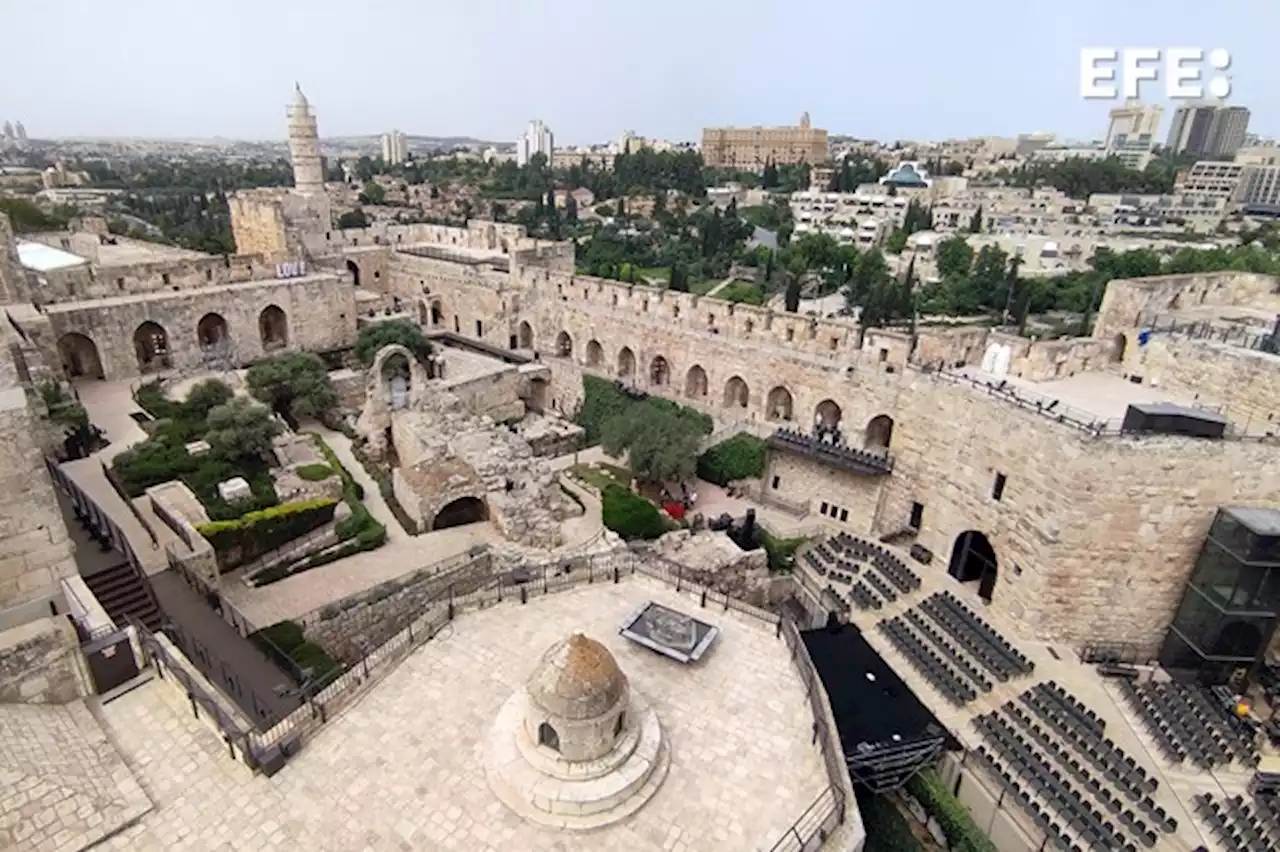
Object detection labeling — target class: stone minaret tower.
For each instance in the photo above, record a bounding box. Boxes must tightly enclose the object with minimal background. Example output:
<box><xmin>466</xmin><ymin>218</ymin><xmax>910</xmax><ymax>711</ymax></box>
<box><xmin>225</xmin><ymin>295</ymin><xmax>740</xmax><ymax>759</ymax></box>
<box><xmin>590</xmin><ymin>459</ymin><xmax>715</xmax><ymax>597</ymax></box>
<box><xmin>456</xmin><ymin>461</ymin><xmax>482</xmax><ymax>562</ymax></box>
<box><xmin>287</xmin><ymin>83</ymin><xmax>324</xmax><ymax>195</ymax></box>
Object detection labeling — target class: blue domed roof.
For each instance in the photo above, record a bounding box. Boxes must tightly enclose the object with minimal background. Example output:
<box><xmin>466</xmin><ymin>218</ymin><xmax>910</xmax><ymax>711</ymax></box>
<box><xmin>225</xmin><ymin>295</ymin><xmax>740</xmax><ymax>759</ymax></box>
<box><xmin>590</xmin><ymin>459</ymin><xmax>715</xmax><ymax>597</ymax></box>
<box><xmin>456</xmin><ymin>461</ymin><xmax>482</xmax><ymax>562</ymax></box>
<box><xmin>881</xmin><ymin>162</ymin><xmax>930</xmax><ymax>187</ymax></box>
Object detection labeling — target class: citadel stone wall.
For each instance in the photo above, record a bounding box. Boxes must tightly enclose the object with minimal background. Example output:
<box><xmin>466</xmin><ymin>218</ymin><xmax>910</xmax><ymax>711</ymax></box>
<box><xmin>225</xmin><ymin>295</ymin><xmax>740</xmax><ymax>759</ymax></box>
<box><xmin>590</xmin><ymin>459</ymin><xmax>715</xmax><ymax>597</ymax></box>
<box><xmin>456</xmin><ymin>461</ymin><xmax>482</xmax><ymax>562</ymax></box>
<box><xmin>1093</xmin><ymin>271</ymin><xmax>1278</xmax><ymax>341</ymax></box>
<box><xmin>45</xmin><ymin>272</ymin><xmax>355</xmax><ymax>380</ymax></box>
<box><xmin>32</xmin><ymin>250</ymin><xmax>279</xmax><ymax>304</ymax></box>
<box><xmin>762</xmin><ymin>451</ymin><xmax>882</xmax><ymax>535</ymax></box>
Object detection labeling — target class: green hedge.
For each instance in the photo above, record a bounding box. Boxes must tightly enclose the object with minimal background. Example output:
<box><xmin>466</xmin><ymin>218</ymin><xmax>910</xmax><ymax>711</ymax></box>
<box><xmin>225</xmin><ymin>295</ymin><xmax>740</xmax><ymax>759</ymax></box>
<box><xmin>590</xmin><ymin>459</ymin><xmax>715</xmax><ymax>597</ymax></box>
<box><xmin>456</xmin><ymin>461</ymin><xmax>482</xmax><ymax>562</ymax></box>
<box><xmin>196</xmin><ymin>498</ymin><xmax>337</xmax><ymax>571</ymax></box>
<box><xmin>856</xmin><ymin>788</ymin><xmax>925</xmax><ymax>852</ymax></box>
<box><xmin>906</xmin><ymin>769</ymin><xmax>998</xmax><ymax>852</ymax></box>
<box><xmin>248</xmin><ymin>620</ymin><xmax>342</xmax><ymax>684</ymax></box>
<box><xmin>697</xmin><ymin>433</ymin><xmax>766</xmax><ymax>485</ymax></box>
<box><xmin>575</xmin><ymin>375</ymin><xmax>712</xmax><ymax>446</ymax></box>
<box><xmin>757</xmin><ymin>527</ymin><xmax>806</xmax><ymax>572</ymax></box>
<box><xmin>602</xmin><ymin>484</ymin><xmax>666</xmax><ymax>540</ymax></box>
<box><xmin>311</xmin><ymin>434</ymin><xmax>385</xmax><ymax>546</ymax></box>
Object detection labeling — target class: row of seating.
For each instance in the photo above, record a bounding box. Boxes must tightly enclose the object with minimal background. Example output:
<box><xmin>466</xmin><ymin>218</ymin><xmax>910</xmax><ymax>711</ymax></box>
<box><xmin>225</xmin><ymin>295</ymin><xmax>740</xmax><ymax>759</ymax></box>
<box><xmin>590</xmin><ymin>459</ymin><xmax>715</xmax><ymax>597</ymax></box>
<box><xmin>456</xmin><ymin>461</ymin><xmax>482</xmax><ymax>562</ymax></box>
<box><xmin>878</xmin><ymin>616</ymin><xmax>977</xmax><ymax>706</ymax></box>
<box><xmin>849</xmin><ymin>582</ymin><xmax>882</xmax><ymax>611</ymax></box>
<box><xmin>1039</xmin><ymin>681</ymin><xmax>1106</xmax><ymax>739</ymax></box>
<box><xmin>863</xmin><ymin>569</ymin><xmax>899</xmax><ymax>604</ymax></box>
<box><xmin>936</xmin><ymin>591</ymin><xmax>1034</xmax><ymax>674</ymax></box>
<box><xmin>1117</xmin><ymin>678</ymin><xmax>1258</xmax><ymax>769</ymax></box>
<box><xmin>832</xmin><ymin>532</ymin><xmax>922</xmax><ymax>593</ymax></box>
<box><xmin>1019</xmin><ymin>688</ymin><xmax>1160</xmax><ymax>805</ymax></box>
<box><xmin>975</xmin><ymin>714</ymin><xmax>1155</xmax><ymax>850</ymax></box>
<box><xmin>902</xmin><ymin>609</ymin><xmax>993</xmax><ymax>695</ymax></box>
<box><xmin>1192</xmin><ymin>793</ymin><xmax>1280</xmax><ymax>852</ymax></box>
<box><xmin>968</xmin><ymin>746</ymin><xmax>1083</xmax><ymax>852</ymax></box>
<box><xmin>919</xmin><ymin>593</ymin><xmax>1031</xmax><ymax>682</ymax></box>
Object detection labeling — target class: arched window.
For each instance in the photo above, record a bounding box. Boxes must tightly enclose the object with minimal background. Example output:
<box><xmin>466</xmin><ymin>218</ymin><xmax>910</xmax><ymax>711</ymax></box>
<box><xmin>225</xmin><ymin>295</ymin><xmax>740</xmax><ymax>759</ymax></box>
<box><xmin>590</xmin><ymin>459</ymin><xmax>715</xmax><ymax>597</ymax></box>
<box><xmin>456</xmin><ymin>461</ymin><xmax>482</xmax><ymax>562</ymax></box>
<box><xmin>538</xmin><ymin>721</ymin><xmax>560</xmax><ymax>752</ymax></box>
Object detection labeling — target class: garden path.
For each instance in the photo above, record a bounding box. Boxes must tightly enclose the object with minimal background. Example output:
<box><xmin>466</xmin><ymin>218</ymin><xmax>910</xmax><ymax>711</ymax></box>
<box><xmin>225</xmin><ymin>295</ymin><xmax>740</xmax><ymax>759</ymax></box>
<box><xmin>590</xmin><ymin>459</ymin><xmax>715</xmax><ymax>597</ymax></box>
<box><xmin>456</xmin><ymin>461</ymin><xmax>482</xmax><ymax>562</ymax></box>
<box><xmin>305</xmin><ymin>424</ymin><xmax>410</xmax><ymax>544</ymax></box>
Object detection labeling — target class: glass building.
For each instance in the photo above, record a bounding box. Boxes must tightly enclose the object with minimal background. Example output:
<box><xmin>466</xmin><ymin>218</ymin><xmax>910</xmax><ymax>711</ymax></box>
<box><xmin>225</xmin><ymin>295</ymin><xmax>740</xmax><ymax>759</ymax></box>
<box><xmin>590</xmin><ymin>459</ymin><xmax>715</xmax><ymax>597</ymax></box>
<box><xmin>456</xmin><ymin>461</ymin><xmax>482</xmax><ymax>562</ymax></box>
<box><xmin>1159</xmin><ymin>507</ymin><xmax>1280</xmax><ymax>685</ymax></box>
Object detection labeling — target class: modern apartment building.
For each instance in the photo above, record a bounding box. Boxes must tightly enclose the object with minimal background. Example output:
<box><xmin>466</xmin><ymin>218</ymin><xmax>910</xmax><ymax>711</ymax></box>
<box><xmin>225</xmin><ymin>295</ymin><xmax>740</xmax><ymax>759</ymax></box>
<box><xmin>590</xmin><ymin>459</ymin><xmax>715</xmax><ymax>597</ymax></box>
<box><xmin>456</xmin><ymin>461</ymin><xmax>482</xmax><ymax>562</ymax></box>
<box><xmin>517</xmin><ymin>120</ymin><xmax>554</xmax><ymax>168</ymax></box>
<box><xmin>380</xmin><ymin>129</ymin><xmax>408</xmax><ymax>165</ymax></box>
<box><xmin>1166</xmin><ymin>103</ymin><xmax>1251</xmax><ymax>159</ymax></box>
<box><xmin>701</xmin><ymin>112</ymin><xmax>828</xmax><ymax>170</ymax></box>
<box><xmin>1104</xmin><ymin>100</ymin><xmax>1163</xmax><ymax>170</ymax></box>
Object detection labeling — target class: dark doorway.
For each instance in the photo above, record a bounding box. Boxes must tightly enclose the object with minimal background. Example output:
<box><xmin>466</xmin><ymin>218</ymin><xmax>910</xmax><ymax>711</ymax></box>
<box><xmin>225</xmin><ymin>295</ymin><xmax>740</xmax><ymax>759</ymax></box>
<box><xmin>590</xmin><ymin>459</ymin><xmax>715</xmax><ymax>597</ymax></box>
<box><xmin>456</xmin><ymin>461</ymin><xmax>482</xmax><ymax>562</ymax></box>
<box><xmin>346</xmin><ymin>259</ymin><xmax>361</xmax><ymax>288</ymax></box>
<box><xmin>949</xmin><ymin>530</ymin><xmax>998</xmax><ymax>602</ymax></box>
<box><xmin>538</xmin><ymin>721</ymin><xmax>560</xmax><ymax>751</ymax></box>
<box><xmin>383</xmin><ymin>426</ymin><xmax>399</xmax><ymax>467</ymax></box>
<box><xmin>1213</xmin><ymin>620</ymin><xmax>1264</xmax><ymax>659</ymax></box>
<box><xmin>432</xmin><ymin>496</ymin><xmax>488</xmax><ymax>530</ymax></box>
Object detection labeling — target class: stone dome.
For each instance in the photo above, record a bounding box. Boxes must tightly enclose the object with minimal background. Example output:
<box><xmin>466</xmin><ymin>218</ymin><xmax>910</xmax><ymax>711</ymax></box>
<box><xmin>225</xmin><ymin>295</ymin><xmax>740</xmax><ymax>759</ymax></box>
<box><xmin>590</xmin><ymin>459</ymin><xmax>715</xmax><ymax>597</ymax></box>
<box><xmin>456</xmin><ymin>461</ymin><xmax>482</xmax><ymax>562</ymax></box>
<box><xmin>527</xmin><ymin>633</ymin><xmax>627</xmax><ymax>720</ymax></box>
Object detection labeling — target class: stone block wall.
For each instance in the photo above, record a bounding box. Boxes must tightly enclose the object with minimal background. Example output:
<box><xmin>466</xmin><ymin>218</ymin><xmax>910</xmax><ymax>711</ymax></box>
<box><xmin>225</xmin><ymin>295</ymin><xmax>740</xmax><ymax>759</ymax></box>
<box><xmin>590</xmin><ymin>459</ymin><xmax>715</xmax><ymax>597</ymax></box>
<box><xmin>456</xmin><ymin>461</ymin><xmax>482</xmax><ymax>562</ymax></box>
<box><xmin>302</xmin><ymin>551</ymin><xmax>493</xmax><ymax>662</ymax></box>
<box><xmin>0</xmin><ymin>618</ymin><xmax>87</xmax><ymax>704</ymax></box>
<box><xmin>33</xmin><ymin>250</ymin><xmax>278</xmax><ymax>305</ymax></box>
<box><xmin>1094</xmin><ymin>271</ymin><xmax>1279</xmax><ymax>341</ymax></box>
<box><xmin>44</xmin><ymin>272</ymin><xmax>356</xmax><ymax>380</ymax></box>
<box><xmin>762</xmin><ymin>451</ymin><xmax>882</xmax><ymax>535</ymax></box>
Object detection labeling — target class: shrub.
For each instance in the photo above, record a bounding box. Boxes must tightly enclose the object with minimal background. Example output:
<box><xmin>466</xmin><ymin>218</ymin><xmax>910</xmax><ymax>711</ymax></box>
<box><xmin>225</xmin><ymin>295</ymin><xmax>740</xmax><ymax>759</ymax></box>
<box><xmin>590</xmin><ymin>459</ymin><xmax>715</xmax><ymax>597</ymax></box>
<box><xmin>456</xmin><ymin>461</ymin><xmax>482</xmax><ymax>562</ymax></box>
<box><xmin>716</xmin><ymin>281</ymin><xmax>766</xmax><ymax>306</ymax></box>
<box><xmin>697</xmin><ymin>433</ymin><xmax>766</xmax><ymax>485</ymax></box>
<box><xmin>602</xmin><ymin>484</ymin><xmax>666</xmax><ymax>540</ymax></box>
<box><xmin>756</xmin><ymin>527</ymin><xmax>806</xmax><ymax>572</ymax></box>
<box><xmin>856</xmin><ymin>788</ymin><xmax>925</xmax><ymax>852</ymax></box>
<box><xmin>183</xmin><ymin>379</ymin><xmax>235</xmax><ymax>420</ymax></box>
<box><xmin>248</xmin><ymin>620</ymin><xmax>342</xmax><ymax>684</ymax></box>
<box><xmin>295</xmin><ymin>463</ymin><xmax>334</xmax><ymax>482</ymax></box>
<box><xmin>905</xmin><ymin>769</ymin><xmax>998</xmax><ymax>852</ymax></box>
<box><xmin>246</xmin><ymin>352</ymin><xmax>338</xmax><ymax>422</ymax></box>
<box><xmin>196</xmin><ymin>498</ymin><xmax>338</xmax><ymax>571</ymax></box>
<box><xmin>311</xmin><ymin>435</ymin><xmax>383</xmax><ymax>544</ymax></box>
<box><xmin>205</xmin><ymin>397</ymin><xmax>283</xmax><ymax>460</ymax></box>
<box><xmin>575</xmin><ymin>374</ymin><xmax>712</xmax><ymax>448</ymax></box>
<box><xmin>134</xmin><ymin>380</ymin><xmax>183</xmax><ymax>420</ymax></box>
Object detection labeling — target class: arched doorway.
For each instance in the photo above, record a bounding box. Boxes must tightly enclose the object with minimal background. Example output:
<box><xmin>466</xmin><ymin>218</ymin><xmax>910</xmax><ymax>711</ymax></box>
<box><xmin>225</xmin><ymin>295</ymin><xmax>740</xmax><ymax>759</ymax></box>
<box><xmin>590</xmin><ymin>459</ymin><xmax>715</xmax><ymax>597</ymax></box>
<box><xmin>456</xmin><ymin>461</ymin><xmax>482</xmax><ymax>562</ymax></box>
<box><xmin>346</xmin><ymin>259</ymin><xmax>361</xmax><ymax>288</ymax></box>
<box><xmin>57</xmin><ymin>333</ymin><xmax>104</xmax><ymax>380</ymax></box>
<box><xmin>684</xmin><ymin>365</ymin><xmax>708</xmax><ymax>399</ymax></box>
<box><xmin>196</xmin><ymin>313</ymin><xmax>229</xmax><ymax>349</ymax></box>
<box><xmin>865</xmin><ymin>414</ymin><xmax>894</xmax><ymax>449</ymax></box>
<box><xmin>649</xmin><ymin>355</ymin><xmax>669</xmax><ymax>387</ymax></box>
<box><xmin>418</xmin><ymin>300</ymin><xmax>429</xmax><ymax>326</ymax></box>
<box><xmin>948</xmin><ymin>531</ymin><xmax>998</xmax><ymax>603</ymax></box>
<box><xmin>133</xmin><ymin>321</ymin><xmax>171</xmax><ymax>373</ymax></box>
<box><xmin>258</xmin><ymin>305</ymin><xmax>288</xmax><ymax>351</ymax></box>
<box><xmin>432</xmin><ymin>496</ymin><xmax>488</xmax><ymax>530</ymax></box>
<box><xmin>585</xmin><ymin>339</ymin><xmax>603</xmax><ymax>367</ymax></box>
<box><xmin>617</xmin><ymin>347</ymin><xmax>636</xmax><ymax>379</ymax></box>
<box><xmin>518</xmin><ymin>321</ymin><xmax>534</xmax><ymax>350</ymax></box>
<box><xmin>555</xmin><ymin>331</ymin><xmax>573</xmax><ymax>358</ymax></box>
<box><xmin>814</xmin><ymin>399</ymin><xmax>842</xmax><ymax>429</ymax></box>
<box><xmin>431</xmin><ymin>302</ymin><xmax>444</xmax><ymax>326</ymax></box>
<box><xmin>766</xmin><ymin>386</ymin><xmax>794</xmax><ymax>421</ymax></box>
<box><xmin>538</xmin><ymin>721</ymin><xmax>560</xmax><ymax>752</ymax></box>
<box><xmin>381</xmin><ymin>352</ymin><xmax>411</xmax><ymax>410</ymax></box>
<box><xmin>723</xmin><ymin>375</ymin><xmax>749</xmax><ymax>410</ymax></box>
<box><xmin>1112</xmin><ymin>333</ymin><xmax>1127</xmax><ymax>363</ymax></box>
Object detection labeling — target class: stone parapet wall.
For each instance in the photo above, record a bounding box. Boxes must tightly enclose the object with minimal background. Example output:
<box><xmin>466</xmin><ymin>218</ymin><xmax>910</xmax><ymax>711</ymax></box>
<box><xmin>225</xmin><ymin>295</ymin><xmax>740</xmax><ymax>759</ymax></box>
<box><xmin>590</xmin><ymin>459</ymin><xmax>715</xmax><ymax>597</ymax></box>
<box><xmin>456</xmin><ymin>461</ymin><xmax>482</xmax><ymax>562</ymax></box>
<box><xmin>32</xmin><ymin>249</ymin><xmax>278</xmax><ymax>305</ymax></box>
<box><xmin>1093</xmin><ymin>271</ymin><xmax>1279</xmax><ymax>341</ymax></box>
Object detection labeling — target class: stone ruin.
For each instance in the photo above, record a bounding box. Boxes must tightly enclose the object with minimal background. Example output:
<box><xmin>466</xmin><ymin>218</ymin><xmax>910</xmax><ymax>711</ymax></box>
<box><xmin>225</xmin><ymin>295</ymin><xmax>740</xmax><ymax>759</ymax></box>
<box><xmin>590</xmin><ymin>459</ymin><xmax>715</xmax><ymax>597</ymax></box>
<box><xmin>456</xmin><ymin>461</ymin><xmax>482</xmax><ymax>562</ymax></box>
<box><xmin>355</xmin><ymin>344</ymin><xmax>575</xmax><ymax>549</ymax></box>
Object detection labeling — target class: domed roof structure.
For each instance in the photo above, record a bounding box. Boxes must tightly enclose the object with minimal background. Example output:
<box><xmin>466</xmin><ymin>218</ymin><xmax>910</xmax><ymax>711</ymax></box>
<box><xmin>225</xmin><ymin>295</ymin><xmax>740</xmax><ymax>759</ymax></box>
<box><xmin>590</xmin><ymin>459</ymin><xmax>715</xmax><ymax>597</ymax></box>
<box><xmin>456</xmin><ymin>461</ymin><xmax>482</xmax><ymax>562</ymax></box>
<box><xmin>527</xmin><ymin>633</ymin><xmax>627</xmax><ymax>720</ymax></box>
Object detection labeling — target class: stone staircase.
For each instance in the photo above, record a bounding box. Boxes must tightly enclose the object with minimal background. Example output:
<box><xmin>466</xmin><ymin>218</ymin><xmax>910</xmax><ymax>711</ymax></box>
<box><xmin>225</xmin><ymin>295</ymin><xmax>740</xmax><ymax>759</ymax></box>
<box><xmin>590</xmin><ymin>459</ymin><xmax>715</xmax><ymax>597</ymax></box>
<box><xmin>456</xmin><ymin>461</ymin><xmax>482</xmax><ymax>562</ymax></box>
<box><xmin>82</xmin><ymin>562</ymin><xmax>163</xmax><ymax>632</ymax></box>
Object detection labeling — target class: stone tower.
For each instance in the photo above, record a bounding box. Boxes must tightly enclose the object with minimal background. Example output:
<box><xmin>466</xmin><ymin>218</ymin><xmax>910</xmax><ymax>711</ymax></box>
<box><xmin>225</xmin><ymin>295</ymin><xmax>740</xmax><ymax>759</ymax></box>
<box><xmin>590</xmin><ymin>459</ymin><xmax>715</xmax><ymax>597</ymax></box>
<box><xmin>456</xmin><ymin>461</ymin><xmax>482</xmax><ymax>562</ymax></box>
<box><xmin>287</xmin><ymin>84</ymin><xmax>325</xmax><ymax>195</ymax></box>
<box><xmin>799</xmin><ymin>111</ymin><xmax>811</xmax><ymax>130</ymax></box>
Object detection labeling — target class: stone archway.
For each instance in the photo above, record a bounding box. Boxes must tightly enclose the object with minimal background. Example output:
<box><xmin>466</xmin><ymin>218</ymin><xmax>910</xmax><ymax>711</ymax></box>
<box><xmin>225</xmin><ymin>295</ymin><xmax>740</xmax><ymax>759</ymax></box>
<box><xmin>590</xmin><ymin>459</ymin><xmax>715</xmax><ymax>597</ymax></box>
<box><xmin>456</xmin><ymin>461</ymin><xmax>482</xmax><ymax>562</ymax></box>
<box><xmin>617</xmin><ymin>347</ymin><xmax>636</xmax><ymax>379</ymax></box>
<box><xmin>948</xmin><ymin>530</ymin><xmax>998</xmax><ymax>603</ymax></box>
<box><xmin>865</xmin><ymin>414</ymin><xmax>894</xmax><ymax>449</ymax></box>
<box><xmin>814</xmin><ymin>399</ymin><xmax>842</xmax><ymax>429</ymax></box>
<box><xmin>556</xmin><ymin>331</ymin><xmax>573</xmax><ymax>358</ymax></box>
<box><xmin>431</xmin><ymin>302</ymin><xmax>444</xmax><ymax>326</ymax></box>
<box><xmin>538</xmin><ymin>721</ymin><xmax>560</xmax><ymax>752</ymax></box>
<box><xmin>684</xmin><ymin>364</ymin><xmax>708</xmax><ymax>399</ymax></box>
<box><xmin>1112</xmin><ymin>333</ymin><xmax>1127</xmax><ymax>363</ymax></box>
<box><xmin>723</xmin><ymin>375</ymin><xmax>749</xmax><ymax>410</ymax></box>
<box><xmin>196</xmin><ymin>312</ymin><xmax>229</xmax><ymax>349</ymax></box>
<box><xmin>259</xmin><ymin>305</ymin><xmax>288</xmax><ymax>351</ymax></box>
<box><xmin>381</xmin><ymin>351</ymin><xmax>412</xmax><ymax>410</ymax></box>
<box><xmin>57</xmin><ymin>332</ymin><xmax>104</xmax><ymax>380</ymax></box>
<box><xmin>765</xmin><ymin>386</ymin><xmax>793</xmax><ymax>422</ymax></box>
<box><xmin>518</xmin><ymin>321</ymin><xmax>534</xmax><ymax>350</ymax></box>
<box><xmin>432</xmin><ymin>496</ymin><xmax>489</xmax><ymax>530</ymax></box>
<box><xmin>133</xmin><ymin>321</ymin><xmax>171</xmax><ymax>373</ymax></box>
<box><xmin>346</xmin><ymin>259</ymin><xmax>361</xmax><ymax>288</ymax></box>
<box><xmin>585</xmin><ymin>339</ymin><xmax>604</xmax><ymax>368</ymax></box>
<box><xmin>649</xmin><ymin>355</ymin><xmax>670</xmax><ymax>387</ymax></box>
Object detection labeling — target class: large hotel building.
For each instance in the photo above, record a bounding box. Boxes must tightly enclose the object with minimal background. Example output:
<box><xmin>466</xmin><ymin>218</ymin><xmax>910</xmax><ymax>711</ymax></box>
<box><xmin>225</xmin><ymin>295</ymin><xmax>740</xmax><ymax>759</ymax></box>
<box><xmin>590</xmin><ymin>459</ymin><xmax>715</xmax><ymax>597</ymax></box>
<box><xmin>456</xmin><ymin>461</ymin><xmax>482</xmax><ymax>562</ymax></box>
<box><xmin>701</xmin><ymin>112</ymin><xmax>829</xmax><ymax>170</ymax></box>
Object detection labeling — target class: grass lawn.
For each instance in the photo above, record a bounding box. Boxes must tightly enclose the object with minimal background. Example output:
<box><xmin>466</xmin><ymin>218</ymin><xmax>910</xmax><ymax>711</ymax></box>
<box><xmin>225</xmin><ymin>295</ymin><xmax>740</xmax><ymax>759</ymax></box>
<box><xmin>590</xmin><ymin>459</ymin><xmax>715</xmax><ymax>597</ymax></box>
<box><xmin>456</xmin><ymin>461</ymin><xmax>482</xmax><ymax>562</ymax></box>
<box><xmin>688</xmin><ymin>277</ymin><xmax>718</xmax><ymax>295</ymax></box>
<box><xmin>569</xmin><ymin>462</ymin><xmax>632</xmax><ymax>492</ymax></box>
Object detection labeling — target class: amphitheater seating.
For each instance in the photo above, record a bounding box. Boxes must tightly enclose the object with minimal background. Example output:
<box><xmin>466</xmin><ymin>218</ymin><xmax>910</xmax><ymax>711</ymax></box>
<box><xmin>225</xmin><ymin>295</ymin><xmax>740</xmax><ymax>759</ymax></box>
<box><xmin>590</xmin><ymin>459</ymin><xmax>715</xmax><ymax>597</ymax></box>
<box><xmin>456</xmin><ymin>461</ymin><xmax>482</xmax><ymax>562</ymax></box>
<box><xmin>1116</xmin><ymin>679</ymin><xmax>1259</xmax><ymax>770</ymax></box>
<box><xmin>902</xmin><ymin>609</ymin><xmax>993</xmax><ymax>695</ymax></box>
<box><xmin>919</xmin><ymin>591</ymin><xmax>1034</xmax><ymax>681</ymax></box>
<box><xmin>849</xmin><ymin>582</ymin><xmax>882</xmax><ymax>611</ymax></box>
<box><xmin>972</xmin><ymin>687</ymin><xmax>1182</xmax><ymax>851</ymax></box>
<box><xmin>878</xmin><ymin>616</ymin><xmax>976</xmax><ymax>706</ymax></box>
<box><xmin>1192</xmin><ymin>793</ymin><xmax>1280</xmax><ymax>851</ymax></box>
<box><xmin>832</xmin><ymin>532</ymin><xmax>922</xmax><ymax>594</ymax></box>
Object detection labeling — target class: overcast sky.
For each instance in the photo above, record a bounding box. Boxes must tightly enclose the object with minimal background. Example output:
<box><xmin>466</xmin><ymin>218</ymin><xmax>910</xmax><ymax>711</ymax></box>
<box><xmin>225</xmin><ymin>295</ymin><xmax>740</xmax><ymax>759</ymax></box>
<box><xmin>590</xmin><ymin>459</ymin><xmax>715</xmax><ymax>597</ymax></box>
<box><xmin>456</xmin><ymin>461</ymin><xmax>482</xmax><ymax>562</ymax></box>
<box><xmin>2</xmin><ymin>0</ymin><xmax>1276</xmax><ymax>145</ymax></box>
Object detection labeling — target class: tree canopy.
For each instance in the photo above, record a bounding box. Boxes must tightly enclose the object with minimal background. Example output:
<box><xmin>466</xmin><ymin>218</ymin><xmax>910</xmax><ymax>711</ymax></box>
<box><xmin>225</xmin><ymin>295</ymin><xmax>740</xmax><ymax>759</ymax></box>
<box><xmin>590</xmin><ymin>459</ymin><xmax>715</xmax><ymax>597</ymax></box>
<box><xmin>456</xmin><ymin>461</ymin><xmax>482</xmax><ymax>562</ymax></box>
<box><xmin>601</xmin><ymin>405</ymin><xmax>703</xmax><ymax>484</ymax></box>
<box><xmin>204</xmin><ymin>397</ymin><xmax>283</xmax><ymax>461</ymax></box>
<box><xmin>355</xmin><ymin>320</ymin><xmax>434</xmax><ymax>367</ymax></box>
<box><xmin>246</xmin><ymin>352</ymin><xmax>338</xmax><ymax>422</ymax></box>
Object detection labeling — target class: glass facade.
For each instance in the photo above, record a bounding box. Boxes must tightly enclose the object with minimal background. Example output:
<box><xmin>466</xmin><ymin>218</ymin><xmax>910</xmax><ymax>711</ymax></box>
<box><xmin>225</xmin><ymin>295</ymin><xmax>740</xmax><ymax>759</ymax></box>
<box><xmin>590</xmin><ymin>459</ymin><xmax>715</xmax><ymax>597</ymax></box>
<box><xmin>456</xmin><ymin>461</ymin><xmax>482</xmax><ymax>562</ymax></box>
<box><xmin>1159</xmin><ymin>508</ymin><xmax>1280</xmax><ymax>684</ymax></box>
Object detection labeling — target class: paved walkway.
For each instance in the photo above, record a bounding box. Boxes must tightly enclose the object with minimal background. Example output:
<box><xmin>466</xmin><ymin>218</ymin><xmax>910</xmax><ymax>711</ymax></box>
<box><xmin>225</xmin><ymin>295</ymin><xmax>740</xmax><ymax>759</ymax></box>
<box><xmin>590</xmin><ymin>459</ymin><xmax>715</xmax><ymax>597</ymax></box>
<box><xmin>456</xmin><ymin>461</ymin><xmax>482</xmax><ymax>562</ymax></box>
<box><xmin>306</xmin><ymin>424</ymin><xmax>411</xmax><ymax>544</ymax></box>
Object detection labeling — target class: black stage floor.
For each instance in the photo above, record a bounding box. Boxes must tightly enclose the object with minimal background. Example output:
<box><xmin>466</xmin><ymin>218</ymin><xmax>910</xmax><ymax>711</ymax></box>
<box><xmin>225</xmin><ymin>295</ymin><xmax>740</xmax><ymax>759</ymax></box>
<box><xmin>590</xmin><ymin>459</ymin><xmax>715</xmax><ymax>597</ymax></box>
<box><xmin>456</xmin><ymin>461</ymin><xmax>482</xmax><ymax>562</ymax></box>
<box><xmin>802</xmin><ymin>622</ymin><xmax>956</xmax><ymax>754</ymax></box>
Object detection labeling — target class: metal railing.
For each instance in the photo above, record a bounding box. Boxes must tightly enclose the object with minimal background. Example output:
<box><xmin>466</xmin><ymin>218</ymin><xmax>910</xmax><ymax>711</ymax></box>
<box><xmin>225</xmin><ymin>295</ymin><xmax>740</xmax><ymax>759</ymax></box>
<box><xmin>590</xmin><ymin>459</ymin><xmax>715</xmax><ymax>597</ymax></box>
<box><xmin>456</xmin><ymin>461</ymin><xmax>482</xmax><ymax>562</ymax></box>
<box><xmin>46</xmin><ymin>457</ymin><xmax>149</xmax><ymax>580</ymax></box>
<box><xmin>1137</xmin><ymin>312</ymin><xmax>1279</xmax><ymax>354</ymax></box>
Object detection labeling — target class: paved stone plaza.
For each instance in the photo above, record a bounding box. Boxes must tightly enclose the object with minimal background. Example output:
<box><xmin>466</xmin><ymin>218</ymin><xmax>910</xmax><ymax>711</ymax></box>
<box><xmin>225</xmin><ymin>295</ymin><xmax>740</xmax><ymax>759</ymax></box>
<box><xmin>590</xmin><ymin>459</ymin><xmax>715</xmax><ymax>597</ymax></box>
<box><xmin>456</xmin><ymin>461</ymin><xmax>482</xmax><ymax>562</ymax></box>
<box><xmin>89</xmin><ymin>576</ymin><xmax>847</xmax><ymax>851</ymax></box>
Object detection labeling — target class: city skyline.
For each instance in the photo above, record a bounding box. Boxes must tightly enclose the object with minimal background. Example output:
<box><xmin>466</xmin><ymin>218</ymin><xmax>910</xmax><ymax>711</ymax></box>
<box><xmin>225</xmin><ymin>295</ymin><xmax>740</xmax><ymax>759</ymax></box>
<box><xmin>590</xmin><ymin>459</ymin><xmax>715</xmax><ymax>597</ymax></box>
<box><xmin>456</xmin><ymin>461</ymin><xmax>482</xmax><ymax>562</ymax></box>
<box><xmin>2</xmin><ymin>0</ymin><xmax>1278</xmax><ymax>145</ymax></box>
